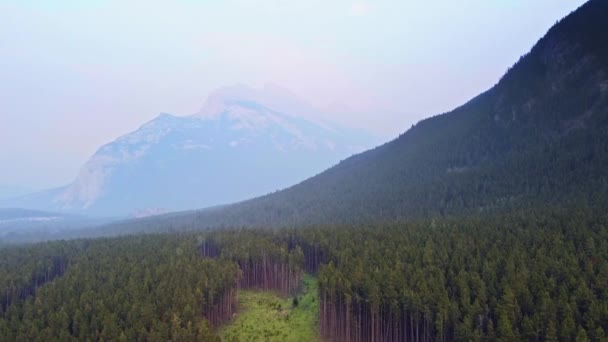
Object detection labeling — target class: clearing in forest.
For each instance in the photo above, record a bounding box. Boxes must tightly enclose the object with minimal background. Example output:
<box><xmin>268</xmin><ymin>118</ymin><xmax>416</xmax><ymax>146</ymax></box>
<box><xmin>220</xmin><ymin>274</ymin><xmax>319</xmax><ymax>342</ymax></box>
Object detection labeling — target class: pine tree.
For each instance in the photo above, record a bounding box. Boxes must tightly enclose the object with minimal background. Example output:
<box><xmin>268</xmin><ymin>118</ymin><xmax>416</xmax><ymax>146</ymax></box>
<box><xmin>545</xmin><ymin>320</ymin><xmax>558</xmax><ymax>342</ymax></box>
<box><xmin>575</xmin><ymin>327</ymin><xmax>589</xmax><ymax>342</ymax></box>
<box><xmin>497</xmin><ymin>311</ymin><xmax>515</xmax><ymax>342</ymax></box>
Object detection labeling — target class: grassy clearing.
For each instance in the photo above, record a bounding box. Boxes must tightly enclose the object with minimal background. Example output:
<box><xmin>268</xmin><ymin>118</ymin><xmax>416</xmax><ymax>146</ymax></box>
<box><xmin>219</xmin><ymin>274</ymin><xmax>319</xmax><ymax>342</ymax></box>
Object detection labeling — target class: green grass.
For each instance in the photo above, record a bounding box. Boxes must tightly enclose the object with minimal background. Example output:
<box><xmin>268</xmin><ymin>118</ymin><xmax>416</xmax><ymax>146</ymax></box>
<box><xmin>219</xmin><ymin>275</ymin><xmax>320</xmax><ymax>342</ymax></box>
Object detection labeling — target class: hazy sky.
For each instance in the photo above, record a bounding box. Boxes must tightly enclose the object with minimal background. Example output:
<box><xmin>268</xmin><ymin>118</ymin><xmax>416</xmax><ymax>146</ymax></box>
<box><xmin>0</xmin><ymin>0</ymin><xmax>588</xmax><ymax>190</ymax></box>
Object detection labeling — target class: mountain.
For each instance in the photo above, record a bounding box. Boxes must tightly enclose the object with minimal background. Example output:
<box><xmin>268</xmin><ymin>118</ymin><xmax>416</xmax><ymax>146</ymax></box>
<box><xmin>93</xmin><ymin>0</ymin><xmax>608</xmax><ymax>234</ymax></box>
<box><xmin>3</xmin><ymin>85</ymin><xmax>375</xmax><ymax>217</ymax></box>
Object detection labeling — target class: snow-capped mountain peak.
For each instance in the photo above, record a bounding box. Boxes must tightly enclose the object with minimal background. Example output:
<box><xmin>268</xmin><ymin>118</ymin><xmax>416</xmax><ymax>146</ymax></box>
<box><xmin>4</xmin><ymin>85</ymin><xmax>376</xmax><ymax>216</ymax></box>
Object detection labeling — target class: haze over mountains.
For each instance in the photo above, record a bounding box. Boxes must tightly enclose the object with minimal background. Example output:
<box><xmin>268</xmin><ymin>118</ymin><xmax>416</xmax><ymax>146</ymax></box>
<box><xmin>1</xmin><ymin>0</ymin><xmax>606</xmax><ymax>234</ymax></box>
<box><xmin>1</xmin><ymin>85</ymin><xmax>375</xmax><ymax>217</ymax></box>
<box><xmin>91</xmin><ymin>0</ymin><xmax>608</xmax><ymax>235</ymax></box>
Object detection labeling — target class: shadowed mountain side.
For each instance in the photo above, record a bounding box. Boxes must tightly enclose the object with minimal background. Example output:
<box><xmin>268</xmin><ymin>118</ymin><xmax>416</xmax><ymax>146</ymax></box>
<box><xmin>78</xmin><ymin>0</ymin><xmax>608</xmax><ymax>237</ymax></box>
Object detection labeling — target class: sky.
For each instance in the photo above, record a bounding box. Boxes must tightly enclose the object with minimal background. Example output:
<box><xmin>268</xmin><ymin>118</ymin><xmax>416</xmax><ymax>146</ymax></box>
<box><xmin>0</xmin><ymin>0</ymin><xmax>588</xmax><ymax>191</ymax></box>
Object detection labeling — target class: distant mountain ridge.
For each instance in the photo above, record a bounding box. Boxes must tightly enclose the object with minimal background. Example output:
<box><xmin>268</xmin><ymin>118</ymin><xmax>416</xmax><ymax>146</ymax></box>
<box><xmin>0</xmin><ymin>208</ymin><xmax>112</xmax><ymax>244</ymax></box>
<box><xmin>0</xmin><ymin>208</ymin><xmax>69</xmax><ymax>222</ymax></box>
<box><xmin>0</xmin><ymin>186</ymin><xmax>38</xmax><ymax>200</ymax></box>
<box><xmin>93</xmin><ymin>0</ymin><xmax>608</xmax><ymax>233</ymax></box>
<box><xmin>2</xmin><ymin>85</ymin><xmax>375</xmax><ymax>216</ymax></box>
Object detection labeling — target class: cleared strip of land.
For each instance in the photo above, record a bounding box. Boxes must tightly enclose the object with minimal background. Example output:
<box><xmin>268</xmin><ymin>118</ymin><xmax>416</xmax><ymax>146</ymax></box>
<box><xmin>220</xmin><ymin>275</ymin><xmax>319</xmax><ymax>342</ymax></box>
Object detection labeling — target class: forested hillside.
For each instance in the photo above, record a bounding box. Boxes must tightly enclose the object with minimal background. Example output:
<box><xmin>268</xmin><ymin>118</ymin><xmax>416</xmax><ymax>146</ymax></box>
<box><xmin>90</xmin><ymin>0</ymin><xmax>608</xmax><ymax>233</ymax></box>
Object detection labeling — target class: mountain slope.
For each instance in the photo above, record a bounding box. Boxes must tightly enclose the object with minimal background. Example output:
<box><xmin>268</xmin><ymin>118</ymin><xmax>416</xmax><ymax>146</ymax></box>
<box><xmin>3</xmin><ymin>85</ymin><xmax>374</xmax><ymax>217</ymax></box>
<box><xmin>98</xmin><ymin>0</ymin><xmax>608</xmax><ymax>233</ymax></box>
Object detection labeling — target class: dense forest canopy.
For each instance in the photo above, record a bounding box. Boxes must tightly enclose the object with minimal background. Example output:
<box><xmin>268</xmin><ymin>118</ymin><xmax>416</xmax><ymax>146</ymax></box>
<box><xmin>1</xmin><ymin>208</ymin><xmax>607</xmax><ymax>340</ymax></box>
<box><xmin>0</xmin><ymin>235</ymin><xmax>240</xmax><ymax>341</ymax></box>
